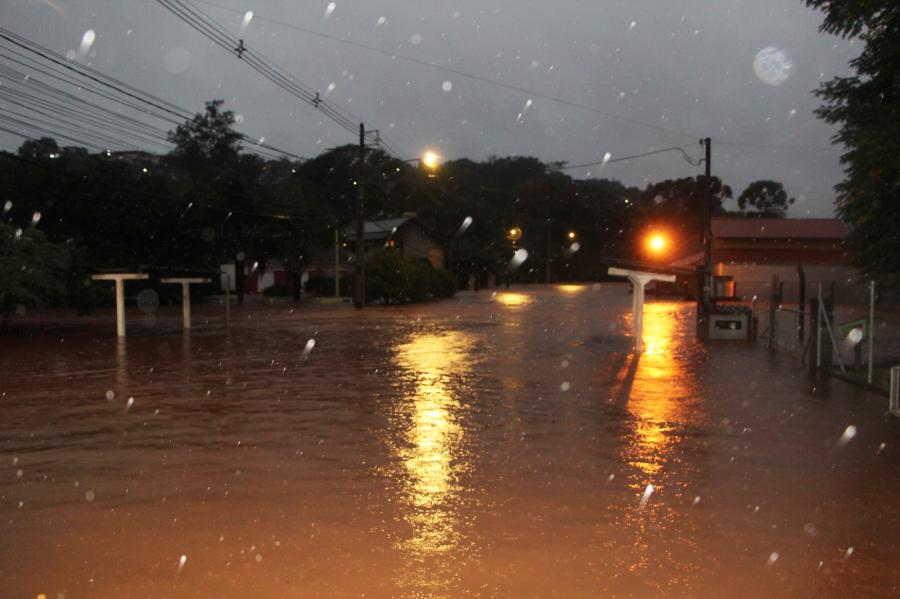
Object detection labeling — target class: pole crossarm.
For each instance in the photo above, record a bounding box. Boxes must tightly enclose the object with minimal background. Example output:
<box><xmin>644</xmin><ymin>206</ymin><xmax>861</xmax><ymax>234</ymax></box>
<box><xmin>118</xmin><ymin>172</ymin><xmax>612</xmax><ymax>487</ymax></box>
<box><xmin>91</xmin><ymin>273</ymin><xmax>149</xmax><ymax>338</ymax></box>
<box><xmin>161</xmin><ymin>277</ymin><xmax>211</xmax><ymax>330</ymax></box>
<box><xmin>608</xmin><ymin>267</ymin><xmax>676</xmax><ymax>353</ymax></box>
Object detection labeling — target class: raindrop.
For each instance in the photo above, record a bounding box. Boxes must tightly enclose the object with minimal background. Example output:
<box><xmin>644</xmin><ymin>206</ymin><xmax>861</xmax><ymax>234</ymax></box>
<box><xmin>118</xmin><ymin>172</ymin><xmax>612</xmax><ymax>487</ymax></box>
<box><xmin>877</xmin><ymin>442</ymin><xmax>886</xmax><ymax>454</ymax></box>
<box><xmin>84</xmin><ymin>490</ymin><xmax>95</xmax><ymax>502</ymax></box>
<box><xmin>515</xmin><ymin>98</ymin><xmax>534</xmax><ymax>123</ymax></box>
<box><xmin>847</xmin><ymin>327</ymin><xmax>863</xmax><ymax>345</ymax></box>
<box><xmin>255</xmin><ymin>553</ymin><xmax>263</xmax><ymax>562</ymax></box>
<box><xmin>628</xmin><ymin>21</ymin><xmax>637</xmax><ymax>32</ymax></box>
<box><xmin>302</xmin><ymin>338</ymin><xmax>316</xmax><ymax>358</ymax></box>
<box><xmin>124</xmin><ymin>397</ymin><xmax>134</xmax><ymax>413</ymax></box>
<box><xmin>250</xmin><ymin>261</ymin><xmax>259</xmax><ymax>273</ymax></box>
<box><xmin>639</xmin><ymin>484</ymin><xmax>654</xmax><ymax>509</ymax></box>
<box><xmin>15</xmin><ymin>469</ymin><xmax>23</xmax><ymax>479</ymax></box>
<box><xmin>803</xmin><ymin>522</ymin><xmax>819</xmax><ymax>537</ymax></box>
<box><xmin>234</xmin><ymin>114</ymin><xmax>244</xmax><ymax>124</ymax></box>
<box><xmin>409</xmin><ymin>33</ymin><xmax>422</xmax><ymax>45</ymax></box>
<box><xmin>2</xmin><ymin>200</ymin><xmax>11</xmax><ymax>213</ymax></box>
<box><xmin>323</xmin><ymin>2</ymin><xmax>336</xmax><ymax>19</ymax></box>
<box><xmin>560</xmin><ymin>381</ymin><xmax>571</xmax><ymax>392</ymax></box>
<box><xmin>105</xmin><ymin>390</ymin><xmax>115</xmax><ymax>401</ymax></box>
<box><xmin>77</xmin><ymin>29</ymin><xmax>96</xmax><ymax>61</ymax></box>
<box><xmin>844</xmin><ymin>546</ymin><xmax>854</xmax><ymax>559</ymax></box>
<box><xmin>508</xmin><ymin>248</ymin><xmax>529</xmax><ymax>270</ymax></box>
<box><xmin>569</xmin><ymin>242</ymin><xmax>581</xmax><ymax>254</ymax></box>
<box><xmin>602</xmin><ymin>152</ymin><xmax>612</xmax><ymax>164</ymax></box>
<box><xmin>692</xmin><ymin>495</ymin><xmax>701</xmax><ymax>506</ymax></box>
<box><xmin>325</xmin><ymin>82</ymin><xmax>336</xmax><ymax>94</ymax></box>
<box><xmin>177</xmin><ymin>554</ymin><xmax>187</xmax><ymax>573</ymax></box>
<box><xmin>14</xmin><ymin>228</ymin><xmax>23</xmax><ymax>239</ymax></box>
<box><xmin>766</xmin><ymin>551</ymin><xmax>779</xmax><ymax>566</ymax></box>
<box><xmin>240</xmin><ymin>11</ymin><xmax>254</xmax><ymax>33</ymax></box>
<box><xmin>375</xmin><ymin>16</ymin><xmax>387</xmax><ymax>27</ymax></box>
<box><xmin>606</xmin><ymin>474</ymin><xmax>615</xmax><ymax>483</ymax></box>
<box><xmin>457</xmin><ymin>216</ymin><xmax>473</xmax><ymax>235</ymax></box>
<box><xmin>31</xmin><ymin>211</ymin><xmax>42</xmax><ymax>225</ymax></box>
<box><xmin>836</xmin><ymin>424</ymin><xmax>857</xmax><ymax>448</ymax></box>
<box><xmin>753</xmin><ymin>46</ymin><xmax>793</xmax><ymax>86</ymax></box>
<box><xmin>66</xmin><ymin>49</ymin><xmax>76</xmax><ymax>60</ymax></box>
<box><xmin>441</xmin><ymin>80</ymin><xmax>453</xmax><ymax>92</ymax></box>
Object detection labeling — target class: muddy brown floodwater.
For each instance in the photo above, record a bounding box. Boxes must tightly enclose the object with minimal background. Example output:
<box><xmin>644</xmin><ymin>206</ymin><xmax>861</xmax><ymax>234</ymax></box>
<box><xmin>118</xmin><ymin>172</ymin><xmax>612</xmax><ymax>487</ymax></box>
<box><xmin>2</xmin><ymin>284</ymin><xmax>899</xmax><ymax>598</ymax></box>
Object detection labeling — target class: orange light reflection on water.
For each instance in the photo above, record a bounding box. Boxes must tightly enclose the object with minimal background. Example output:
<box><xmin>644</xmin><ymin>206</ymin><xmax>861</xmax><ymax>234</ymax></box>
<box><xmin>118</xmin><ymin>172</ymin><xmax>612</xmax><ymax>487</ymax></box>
<box><xmin>392</xmin><ymin>330</ymin><xmax>474</xmax><ymax>590</ymax></box>
<box><xmin>494</xmin><ymin>292</ymin><xmax>531</xmax><ymax>306</ymax></box>
<box><xmin>622</xmin><ymin>302</ymin><xmax>694</xmax><ymax>481</ymax></box>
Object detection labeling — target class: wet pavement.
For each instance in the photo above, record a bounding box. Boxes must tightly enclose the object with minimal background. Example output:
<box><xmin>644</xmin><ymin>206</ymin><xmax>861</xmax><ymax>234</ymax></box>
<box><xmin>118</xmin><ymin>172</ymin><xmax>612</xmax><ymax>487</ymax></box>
<box><xmin>1</xmin><ymin>284</ymin><xmax>899</xmax><ymax>598</ymax></box>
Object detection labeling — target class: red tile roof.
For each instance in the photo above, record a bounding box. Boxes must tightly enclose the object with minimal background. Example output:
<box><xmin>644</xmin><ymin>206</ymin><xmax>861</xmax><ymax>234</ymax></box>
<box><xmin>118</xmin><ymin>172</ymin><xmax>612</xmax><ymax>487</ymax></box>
<box><xmin>711</xmin><ymin>218</ymin><xmax>849</xmax><ymax>240</ymax></box>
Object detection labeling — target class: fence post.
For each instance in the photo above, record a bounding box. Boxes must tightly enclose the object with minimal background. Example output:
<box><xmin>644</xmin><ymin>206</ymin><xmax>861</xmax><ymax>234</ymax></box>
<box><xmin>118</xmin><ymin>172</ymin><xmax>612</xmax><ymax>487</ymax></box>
<box><xmin>890</xmin><ymin>366</ymin><xmax>900</xmax><ymax>416</ymax></box>
<box><xmin>797</xmin><ymin>265</ymin><xmax>806</xmax><ymax>345</ymax></box>
<box><xmin>812</xmin><ymin>284</ymin><xmax>822</xmax><ymax>374</ymax></box>
<box><xmin>768</xmin><ymin>275</ymin><xmax>779</xmax><ymax>351</ymax></box>
<box><xmin>868</xmin><ymin>281</ymin><xmax>875</xmax><ymax>385</ymax></box>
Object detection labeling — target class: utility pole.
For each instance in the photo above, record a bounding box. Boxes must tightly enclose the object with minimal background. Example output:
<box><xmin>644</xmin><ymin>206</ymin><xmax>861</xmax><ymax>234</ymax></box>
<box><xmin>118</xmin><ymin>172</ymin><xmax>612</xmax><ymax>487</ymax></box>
<box><xmin>697</xmin><ymin>137</ymin><xmax>712</xmax><ymax>340</ymax></box>
<box><xmin>703</xmin><ymin>137</ymin><xmax>712</xmax><ymax>270</ymax></box>
<box><xmin>354</xmin><ymin>123</ymin><xmax>366</xmax><ymax>309</ymax></box>
<box><xmin>545</xmin><ymin>218</ymin><xmax>552</xmax><ymax>284</ymax></box>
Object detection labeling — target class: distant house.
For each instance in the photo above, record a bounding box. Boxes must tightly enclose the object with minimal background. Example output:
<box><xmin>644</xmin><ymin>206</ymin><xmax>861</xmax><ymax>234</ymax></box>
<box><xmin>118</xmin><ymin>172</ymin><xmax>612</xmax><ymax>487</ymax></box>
<box><xmin>343</xmin><ymin>215</ymin><xmax>445</xmax><ymax>269</ymax></box>
<box><xmin>673</xmin><ymin>217</ymin><xmax>864</xmax><ymax>302</ymax></box>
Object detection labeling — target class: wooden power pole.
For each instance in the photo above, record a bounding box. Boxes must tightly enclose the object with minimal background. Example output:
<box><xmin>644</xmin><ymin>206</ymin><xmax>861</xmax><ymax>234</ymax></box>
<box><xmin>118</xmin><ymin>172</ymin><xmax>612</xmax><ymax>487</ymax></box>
<box><xmin>354</xmin><ymin>123</ymin><xmax>366</xmax><ymax>309</ymax></box>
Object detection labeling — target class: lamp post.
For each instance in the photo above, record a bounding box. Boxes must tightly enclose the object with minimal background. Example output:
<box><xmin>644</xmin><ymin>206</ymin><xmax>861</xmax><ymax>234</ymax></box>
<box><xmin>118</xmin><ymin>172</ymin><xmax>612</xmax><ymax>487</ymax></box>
<box><xmin>354</xmin><ymin>145</ymin><xmax>441</xmax><ymax>308</ymax></box>
<box><xmin>545</xmin><ymin>220</ymin><xmax>576</xmax><ymax>284</ymax></box>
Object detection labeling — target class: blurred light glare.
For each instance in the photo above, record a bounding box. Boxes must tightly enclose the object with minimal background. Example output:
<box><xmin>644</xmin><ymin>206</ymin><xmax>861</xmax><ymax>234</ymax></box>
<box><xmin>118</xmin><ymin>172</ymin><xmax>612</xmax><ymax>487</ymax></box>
<box><xmin>422</xmin><ymin>151</ymin><xmax>441</xmax><ymax>169</ymax></box>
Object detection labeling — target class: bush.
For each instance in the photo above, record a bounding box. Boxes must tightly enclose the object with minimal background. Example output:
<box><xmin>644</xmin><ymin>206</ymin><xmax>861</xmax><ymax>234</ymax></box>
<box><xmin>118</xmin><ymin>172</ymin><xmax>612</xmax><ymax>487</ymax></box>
<box><xmin>262</xmin><ymin>283</ymin><xmax>291</xmax><ymax>297</ymax></box>
<box><xmin>364</xmin><ymin>249</ymin><xmax>455</xmax><ymax>304</ymax></box>
<box><xmin>0</xmin><ymin>222</ymin><xmax>70</xmax><ymax>318</ymax></box>
<box><xmin>304</xmin><ymin>275</ymin><xmax>353</xmax><ymax>296</ymax></box>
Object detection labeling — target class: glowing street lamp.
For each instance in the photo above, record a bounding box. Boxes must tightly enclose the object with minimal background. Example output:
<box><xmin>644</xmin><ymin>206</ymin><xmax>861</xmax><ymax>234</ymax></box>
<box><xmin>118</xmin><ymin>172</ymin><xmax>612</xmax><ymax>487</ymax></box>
<box><xmin>646</xmin><ymin>233</ymin><xmax>668</xmax><ymax>255</ymax></box>
<box><xmin>421</xmin><ymin>150</ymin><xmax>441</xmax><ymax>170</ymax></box>
<box><xmin>507</xmin><ymin>226</ymin><xmax>522</xmax><ymax>241</ymax></box>
<box><xmin>567</xmin><ymin>230</ymin><xmax>577</xmax><ymax>241</ymax></box>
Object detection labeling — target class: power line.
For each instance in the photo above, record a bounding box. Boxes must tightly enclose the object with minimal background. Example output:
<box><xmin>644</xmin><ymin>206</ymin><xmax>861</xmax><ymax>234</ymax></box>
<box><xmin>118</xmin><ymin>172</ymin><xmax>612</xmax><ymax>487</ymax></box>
<box><xmin>193</xmin><ymin>0</ymin><xmax>701</xmax><ymax>142</ymax></box>
<box><xmin>560</xmin><ymin>144</ymin><xmax>703</xmax><ymax>170</ymax></box>
<box><xmin>193</xmin><ymin>0</ymin><xmax>845</xmax><ymax>156</ymax></box>
<box><xmin>0</xmin><ymin>27</ymin><xmax>301</xmax><ymax>159</ymax></box>
<box><xmin>156</xmin><ymin>0</ymin><xmax>406</xmax><ymax>159</ymax></box>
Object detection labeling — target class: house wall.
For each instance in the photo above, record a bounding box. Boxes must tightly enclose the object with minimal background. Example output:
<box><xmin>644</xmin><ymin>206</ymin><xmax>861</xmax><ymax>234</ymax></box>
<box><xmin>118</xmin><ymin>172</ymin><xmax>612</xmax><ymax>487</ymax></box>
<box><xmin>398</xmin><ymin>223</ymin><xmax>444</xmax><ymax>269</ymax></box>
<box><xmin>716</xmin><ymin>262</ymin><xmax>868</xmax><ymax>304</ymax></box>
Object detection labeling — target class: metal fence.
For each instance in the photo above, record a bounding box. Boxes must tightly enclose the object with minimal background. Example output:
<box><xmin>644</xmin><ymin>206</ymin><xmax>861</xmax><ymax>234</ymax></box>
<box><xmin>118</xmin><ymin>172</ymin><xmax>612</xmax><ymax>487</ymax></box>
<box><xmin>764</xmin><ymin>275</ymin><xmax>900</xmax><ymax>414</ymax></box>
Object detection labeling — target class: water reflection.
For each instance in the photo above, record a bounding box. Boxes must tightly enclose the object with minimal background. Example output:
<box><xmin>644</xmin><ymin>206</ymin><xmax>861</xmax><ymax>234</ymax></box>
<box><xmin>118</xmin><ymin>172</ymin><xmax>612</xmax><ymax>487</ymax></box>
<box><xmin>611</xmin><ymin>302</ymin><xmax>704</xmax><ymax>586</ymax></box>
<box><xmin>392</xmin><ymin>330</ymin><xmax>474</xmax><ymax>592</ymax></box>
<box><xmin>617</xmin><ymin>302</ymin><xmax>695</xmax><ymax>481</ymax></box>
<box><xmin>556</xmin><ymin>284</ymin><xmax>585</xmax><ymax>294</ymax></box>
<box><xmin>494</xmin><ymin>291</ymin><xmax>531</xmax><ymax>307</ymax></box>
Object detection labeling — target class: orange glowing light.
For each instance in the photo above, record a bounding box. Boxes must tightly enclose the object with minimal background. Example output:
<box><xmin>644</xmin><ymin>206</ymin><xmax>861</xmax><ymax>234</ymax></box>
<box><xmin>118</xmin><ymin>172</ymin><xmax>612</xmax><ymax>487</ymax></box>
<box><xmin>647</xmin><ymin>234</ymin><xmax>667</xmax><ymax>254</ymax></box>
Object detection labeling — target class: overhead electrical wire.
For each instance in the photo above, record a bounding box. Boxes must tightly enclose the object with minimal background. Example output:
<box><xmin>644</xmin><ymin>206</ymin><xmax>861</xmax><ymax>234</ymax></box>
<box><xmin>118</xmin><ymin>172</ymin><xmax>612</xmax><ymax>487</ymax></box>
<box><xmin>156</xmin><ymin>0</ymin><xmax>405</xmax><ymax>159</ymax></box>
<box><xmin>193</xmin><ymin>0</ymin><xmax>842</xmax><ymax>156</ymax></box>
<box><xmin>561</xmin><ymin>144</ymin><xmax>704</xmax><ymax>170</ymax></box>
<box><xmin>0</xmin><ymin>26</ymin><xmax>300</xmax><ymax>159</ymax></box>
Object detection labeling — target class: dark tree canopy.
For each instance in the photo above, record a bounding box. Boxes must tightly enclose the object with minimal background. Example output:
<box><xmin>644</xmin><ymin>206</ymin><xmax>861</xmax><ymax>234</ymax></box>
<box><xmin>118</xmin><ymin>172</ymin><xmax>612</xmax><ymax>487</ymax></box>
<box><xmin>806</xmin><ymin>0</ymin><xmax>900</xmax><ymax>274</ymax></box>
<box><xmin>737</xmin><ymin>180</ymin><xmax>795</xmax><ymax>217</ymax></box>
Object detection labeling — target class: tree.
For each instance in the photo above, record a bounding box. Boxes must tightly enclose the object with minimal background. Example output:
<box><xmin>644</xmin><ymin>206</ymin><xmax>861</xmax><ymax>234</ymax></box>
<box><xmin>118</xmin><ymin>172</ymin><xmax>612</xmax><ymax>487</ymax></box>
<box><xmin>0</xmin><ymin>221</ymin><xmax>69</xmax><ymax>321</ymax></box>
<box><xmin>737</xmin><ymin>180</ymin><xmax>795</xmax><ymax>217</ymax></box>
<box><xmin>805</xmin><ymin>1</ymin><xmax>900</xmax><ymax>274</ymax></box>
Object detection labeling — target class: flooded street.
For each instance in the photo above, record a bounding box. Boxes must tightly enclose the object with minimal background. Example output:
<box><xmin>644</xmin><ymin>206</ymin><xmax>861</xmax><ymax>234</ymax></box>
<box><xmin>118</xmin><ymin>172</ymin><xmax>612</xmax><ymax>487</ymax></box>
<box><xmin>2</xmin><ymin>284</ymin><xmax>899</xmax><ymax>598</ymax></box>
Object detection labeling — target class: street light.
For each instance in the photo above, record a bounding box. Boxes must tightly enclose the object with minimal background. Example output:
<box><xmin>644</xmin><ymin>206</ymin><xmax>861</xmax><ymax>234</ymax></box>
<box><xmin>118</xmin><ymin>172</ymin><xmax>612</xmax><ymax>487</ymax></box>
<box><xmin>421</xmin><ymin>150</ymin><xmax>441</xmax><ymax>170</ymax></box>
<box><xmin>567</xmin><ymin>230</ymin><xmax>577</xmax><ymax>241</ymax></box>
<box><xmin>645</xmin><ymin>232</ymin><xmax>669</xmax><ymax>256</ymax></box>
<box><xmin>507</xmin><ymin>226</ymin><xmax>522</xmax><ymax>242</ymax></box>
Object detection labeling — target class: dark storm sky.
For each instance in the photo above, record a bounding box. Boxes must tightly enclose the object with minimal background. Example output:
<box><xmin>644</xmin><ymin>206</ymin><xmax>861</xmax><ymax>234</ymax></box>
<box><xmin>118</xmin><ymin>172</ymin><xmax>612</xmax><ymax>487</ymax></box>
<box><xmin>1</xmin><ymin>0</ymin><xmax>859</xmax><ymax>215</ymax></box>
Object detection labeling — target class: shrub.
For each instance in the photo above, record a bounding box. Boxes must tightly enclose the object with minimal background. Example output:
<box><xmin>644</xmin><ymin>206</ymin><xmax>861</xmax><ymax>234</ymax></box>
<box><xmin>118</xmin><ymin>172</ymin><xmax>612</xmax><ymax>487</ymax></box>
<box><xmin>364</xmin><ymin>249</ymin><xmax>456</xmax><ymax>304</ymax></box>
<box><xmin>304</xmin><ymin>275</ymin><xmax>353</xmax><ymax>296</ymax></box>
<box><xmin>262</xmin><ymin>283</ymin><xmax>291</xmax><ymax>297</ymax></box>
